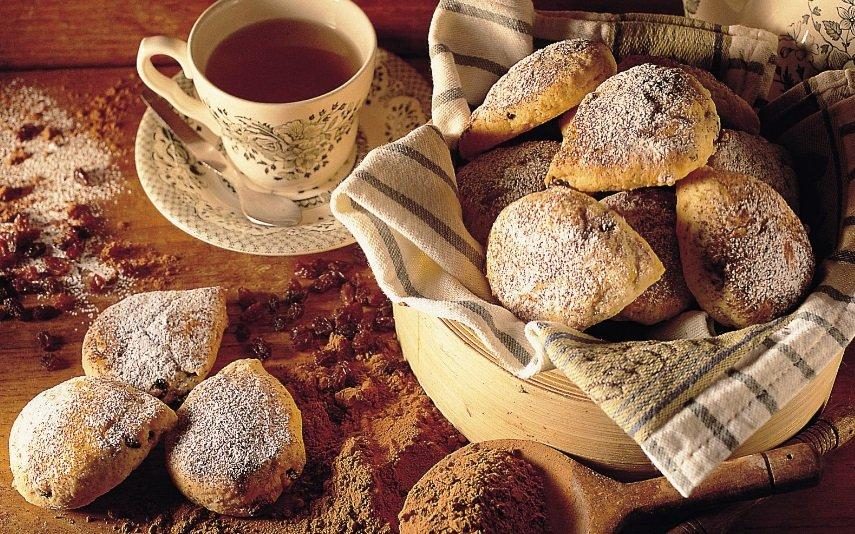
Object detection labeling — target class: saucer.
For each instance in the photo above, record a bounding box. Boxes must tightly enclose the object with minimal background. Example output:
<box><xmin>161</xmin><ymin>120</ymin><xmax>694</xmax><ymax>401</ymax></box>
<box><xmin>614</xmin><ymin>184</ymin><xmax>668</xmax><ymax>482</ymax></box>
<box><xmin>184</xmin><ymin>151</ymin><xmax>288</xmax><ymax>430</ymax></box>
<box><xmin>135</xmin><ymin>49</ymin><xmax>431</xmax><ymax>255</ymax></box>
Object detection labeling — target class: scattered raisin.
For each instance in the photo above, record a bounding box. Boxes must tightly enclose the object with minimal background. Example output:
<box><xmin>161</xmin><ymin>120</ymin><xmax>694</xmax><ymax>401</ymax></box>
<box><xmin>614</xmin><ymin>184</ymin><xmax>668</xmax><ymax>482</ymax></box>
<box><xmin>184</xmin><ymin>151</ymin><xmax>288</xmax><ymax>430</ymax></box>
<box><xmin>295</xmin><ymin>258</ymin><xmax>328</xmax><ymax>279</ymax></box>
<box><xmin>153</xmin><ymin>378</ymin><xmax>169</xmax><ymax>390</ymax></box>
<box><xmin>237</xmin><ymin>287</ymin><xmax>257</xmax><ymax>309</ymax></box>
<box><xmin>21</xmin><ymin>241</ymin><xmax>47</xmax><ymax>258</ymax></box>
<box><xmin>248</xmin><ymin>337</ymin><xmax>272</xmax><ymax>360</ymax></box>
<box><xmin>0</xmin><ymin>185</ymin><xmax>34</xmax><ymax>202</ymax></box>
<box><xmin>233</xmin><ymin>323</ymin><xmax>250</xmax><ymax>342</ymax></box>
<box><xmin>5</xmin><ymin>147</ymin><xmax>30</xmax><ymax>166</ymax></box>
<box><xmin>282</xmin><ymin>301</ymin><xmax>304</xmax><ymax>323</ymax></box>
<box><xmin>290</xmin><ymin>325</ymin><xmax>315</xmax><ymax>350</ymax></box>
<box><xmin>326</xmin><ymin>260</ymin><xmax>350</xmax><ymax>272</ymax></box>
<box><xmin>43</xmin><ymin>256</ymin><xmax>71</xmax><ymax>276</ymax></box>
<box><xmin>86</xmin><ymin>273</ymin><xmax>107</xmax><ymax>293</ymax></box>
<box><xmin>39</xmin><ymin>353</ymin><xmax>63</xmax><ymax>371</ymax></box>
<box><xmin>124</xmin><ymin>436</ymin><xmax>141</xmax><ymax>449</ymax></box>
<box><xmin>266</xmin><ymin>294</ymin><xmax>280</xmax><ymax>314</ymax></box>
<box><xmin>282</xmin><ymin>278</ymin><xmax>307</xmax><ymax>304</ymax></box>
<box><xmin>340</xmin><ymin>282</ymin><xmax>356</xmax><ymax>305</ymax></box>
<box><xmin>272</xmin><ymin>315</ymin><xmax>288</xmax><ymax>332</ymax></box>
<box><xmin>374</xmin><ymin>314</ymin><xmax>395</xmax><ymax>332</ymax></box>
<box><xmin>31</xmin><ymin>304</ymin><xmax>60</xmax><ymax>321</ymax></box>
<box><xmin>240</xmin><ymin>301</ymin><xmax>266</xmax><ymax>323</ymax></box>
<box><xmin>72</xmin><ymin>167</ymin><xmax>91</xmax><ymax>186</ymax></box>
<box><xmin>311</xmin><ymin>316</ymin><xmax>334</xmax><ymax>338</ymax></box>
<box><xmin>16</xmin><ymin>123</ymin><xmax>43</xmax><ymax>142</ymax></box>
<box><xmin>36</xmin><ymin>330</ymin><xmax>62</xmax><ymax>351</ymax></box>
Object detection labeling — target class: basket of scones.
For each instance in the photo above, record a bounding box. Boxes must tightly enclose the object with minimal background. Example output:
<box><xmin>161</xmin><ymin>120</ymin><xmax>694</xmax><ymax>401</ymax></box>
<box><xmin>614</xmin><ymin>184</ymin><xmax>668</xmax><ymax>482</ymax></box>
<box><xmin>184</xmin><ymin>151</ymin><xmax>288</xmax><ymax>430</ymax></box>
<box><xmin>331</xmin><ymin>2</ymin><xmax>855</xmax><ymax>495</ymax></box>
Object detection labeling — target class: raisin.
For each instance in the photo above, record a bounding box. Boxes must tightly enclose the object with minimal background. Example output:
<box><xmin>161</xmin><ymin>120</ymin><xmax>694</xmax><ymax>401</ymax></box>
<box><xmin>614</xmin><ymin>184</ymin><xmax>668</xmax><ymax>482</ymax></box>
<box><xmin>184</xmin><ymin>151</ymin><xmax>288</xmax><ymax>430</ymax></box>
<box><xmin>240</xmin><ymin>301</ymin><xmax>266</xmax><ymax>323</ymax></box>
<box><xmin>352</xmin><ymin>330</ymin><xmax>380</xmax><ymax>353</ymax></box>
<box><xmin>311</xmin><ymin>316</ymin><xmax>334</xmax><ymax>338</ymax></box>
<box><xmin>0</xmin><ymin>185</ymin><xmax>34</xmax><ymax>202</ymax></box>
<box><xmin>16</xmin><ymin>123</ymin><xmax>43</xmax><ymax>142</ymax></box>
<box><xmin>282</xmin><ymin>278</ymin><xmax>307</xmax><ymax>304</ymax></box>
<box><xmin>31</xmin><ymin>305</ymin><xmax>60</xmax><ymax>321</ymax></box>
<box><xmin>310</xmin><ymin>271</ymin><xmax>343</xmax><ymax>293</ymax></box>
<box><xmin>340</xmin><ymin>282</ymin><xmax>356</xmax><ymax>305</ymax></box>
<box><xmin>123</xmin><ymin>436</ymin><xmax>141</xmax><ymax>448</ymax></box>
<box><xmin>266</xmin><ymin>294</ymin><xmax>280</xmax><ymax>314</ymax></box>
<box><xmin>72</xmin><ymin>167</ymin><xmax>91</xmax><ymax>186</ymax></box>
<box><xmin>237</xmin><ymin>287</ymin><xmax>257</xmax><ymax>309</ymax></box>
<box><xmin>272</xmin><ymin>315</ymin><xmax>288</xmax><ymax>332</ymax></box>
<box><xmin>153</xmin><ymin>378</ymin><xmax>169</xmax><ymax>390</ymax></box>
<box><xmin>33</xmin><ymin>278</ymin><xmax>63</xmax><ymax>295</ymax></box>
<box><xmin>3</xmin><ymin>298</ymin><xmax>31</xmax><ymax>321</ymax></box>
<box><xmin>43</xmin><ymin>256</ymin><xmax>71</xmax><ymax>276</ymax></box>
<box><xmin>295</xmin><ymin>258</ymin><xmax>328</xmax><ymax>279</ymax></box>
<box><xmin>86</xmin><ymin>273</ymin><xmax>107</xmax><ymax>293</ymax></box>
<box><xmin>374</xmin><ymin>314</ymin><xmax>395</xmax><ymax>332</ymax></box>
<box><xmin>233</xmin><ymin>323</ymin><xmax>250</xmax><ymax>342</ymax></box>
<box><xmin>248</xmin><ymin>337</ymin><xmax>272</xmax><ymax>360</ymax></box>
<box><xmin>21</xmin><ymin>241</ymin><xmax>45</xmax><ymax>259</ymax></box>
<box><xmin>282</xmin><ymin>301</ymin><xmax>304</xmax><ymax>323</ymax></box>
<box><xmin>39</xmin><ymin>353</ymin><xmax>63</xmax><ymax>371</ymax></box>
<box><xmin>356</xmin><ymin>285</ymin><xmax>388</xmax><ymax>307</ymax></box>
<box><xmin>334</xmin><ymin>322</ymin><xmax>358</xmax><ymax>340</ymax></box>
<box><xmin>63</xmin><ymin>240</ymin><xmax>84</xmax><ymax>260</ymax></box>
<box><xmin>326</xmin><ymin>260</ymin><xmax>350</xmax><ymax>272</ymax></box>
<box><xmin>290</xmin><ymin>325</ymin><xmax>315</xmax><ymax>350</ymax></box>
<box><xmin>36</xmin><ymin>330</ymin><xmax>62</xmax><ymax>351</ymax></box>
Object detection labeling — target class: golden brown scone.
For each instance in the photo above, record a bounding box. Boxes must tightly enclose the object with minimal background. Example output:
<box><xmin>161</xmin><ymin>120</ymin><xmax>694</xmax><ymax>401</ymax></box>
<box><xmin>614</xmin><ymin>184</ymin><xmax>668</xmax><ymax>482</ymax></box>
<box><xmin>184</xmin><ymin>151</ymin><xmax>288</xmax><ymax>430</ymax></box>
<box><xmin>457</xmin><ymin>140</ymin><xmax>560</xmax><ymax>245</ymax></box>
<box><xmin>708</xmin><ymin>129</ymin><xmax>800</xmax><ymax>211</ymax></box>
<box><xmin>547</xmin><ymin>64</ymin><xmax>720</xmax><ymax>192</ymax></box>
<box><xmin>9</xmin><ymin>376</ymin><xmax>176</xmax><ymax>510</ymax></box>
<box><xmin>602</xmin><ymin>189</ymin><xmax>694</xmax><ymax>325</ymax></box>
<box><xmin>676</xmin><ymin>167</ymin><xmax>815</xmax><ymax>328</ymax></box>
<box><xmin>486</xmin><ymin>187</ymin><xmax>664</xmax><ymax>330</ymax></box>
<box><xmin>165</xmin><ymin>359</ymin><xmax>306</xmax><ymax>517</ymax></box>
<box><xmin>82</xmin><ymin>287</ymin><xmax>228</xmax><ymax>404</ymax></box>
<box><xmin>618</xmin><ymin>55</ymin><xmax>760</xmax><ymax>134</ymax></box>
<box><xmin>458</xmin><ymin>39</ymin><xmax>616</xmax><ymax>160</ymax></box>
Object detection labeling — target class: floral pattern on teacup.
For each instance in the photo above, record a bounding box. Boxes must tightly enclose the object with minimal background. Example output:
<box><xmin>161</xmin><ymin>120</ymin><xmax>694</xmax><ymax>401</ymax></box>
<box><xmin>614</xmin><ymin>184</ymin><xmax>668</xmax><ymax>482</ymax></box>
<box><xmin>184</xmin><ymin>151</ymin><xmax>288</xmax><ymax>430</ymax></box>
<box><xmin>209</xmin><ymin>101</ymin><xmax>359</xmax><ymax>182</ymax></box>
<box><xmin>796</xmin><ymin>0</ymin><xmax>855</xmax><ymax>70</ymax></box>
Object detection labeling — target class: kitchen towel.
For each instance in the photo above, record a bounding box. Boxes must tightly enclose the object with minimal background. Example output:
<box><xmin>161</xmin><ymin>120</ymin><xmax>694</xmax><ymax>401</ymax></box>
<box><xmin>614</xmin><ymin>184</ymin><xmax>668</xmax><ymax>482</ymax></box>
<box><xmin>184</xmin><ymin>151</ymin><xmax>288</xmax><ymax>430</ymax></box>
<box><xmin>331</xmin><ymin>0</ymin><xmax>855</xmax><ymax>496</ymax></box>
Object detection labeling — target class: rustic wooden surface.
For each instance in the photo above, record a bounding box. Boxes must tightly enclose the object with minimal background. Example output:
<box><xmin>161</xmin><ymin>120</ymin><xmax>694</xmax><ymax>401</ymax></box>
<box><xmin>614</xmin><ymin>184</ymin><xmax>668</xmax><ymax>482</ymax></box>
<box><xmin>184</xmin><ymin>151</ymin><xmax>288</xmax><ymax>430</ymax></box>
<box><xmin>0</xmin><ymin>1</ymin><xmax>853</xmax><ymax>532</ymax></box>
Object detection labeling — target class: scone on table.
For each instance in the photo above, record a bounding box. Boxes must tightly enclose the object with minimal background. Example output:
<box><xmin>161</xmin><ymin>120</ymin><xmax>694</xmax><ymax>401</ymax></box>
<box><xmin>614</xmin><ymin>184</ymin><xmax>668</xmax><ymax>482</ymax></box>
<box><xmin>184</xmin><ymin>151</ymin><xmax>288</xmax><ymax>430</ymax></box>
<box><xmin>9</xmin><ymin>376</ymin><xmax>177</xmax><ymax>509</ymax></box>
<box><xmin>82</xmin><ymin>286</ymin><xmax>228</xmax><ymax>404</ymax></box>
<box><xmin>165</xmin><ymin>358</ymin><xmax>306</xmax><ymax>517</ymax></box>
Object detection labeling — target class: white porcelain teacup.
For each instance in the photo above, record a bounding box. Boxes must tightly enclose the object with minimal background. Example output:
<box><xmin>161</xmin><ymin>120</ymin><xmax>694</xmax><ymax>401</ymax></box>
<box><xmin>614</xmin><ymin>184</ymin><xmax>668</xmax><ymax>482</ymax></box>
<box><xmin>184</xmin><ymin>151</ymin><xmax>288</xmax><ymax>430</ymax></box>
<box><xmin>137</xmin><ymin>0</ymin><xmax>376</xmax><ymax>197</ymax></box>
<box><xmin>685</xmin><ymin>0</ymin><xmax>855</xmax><ymax>95</ymax></box>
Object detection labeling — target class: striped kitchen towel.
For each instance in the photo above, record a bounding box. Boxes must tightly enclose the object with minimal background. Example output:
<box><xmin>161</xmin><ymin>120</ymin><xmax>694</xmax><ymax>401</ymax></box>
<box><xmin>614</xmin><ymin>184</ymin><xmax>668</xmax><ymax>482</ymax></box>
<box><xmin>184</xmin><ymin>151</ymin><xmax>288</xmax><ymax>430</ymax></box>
<box><xmin>331</xmin><ymin>0</ymin><xmax>855</xmax><ymax>497</ymax></box>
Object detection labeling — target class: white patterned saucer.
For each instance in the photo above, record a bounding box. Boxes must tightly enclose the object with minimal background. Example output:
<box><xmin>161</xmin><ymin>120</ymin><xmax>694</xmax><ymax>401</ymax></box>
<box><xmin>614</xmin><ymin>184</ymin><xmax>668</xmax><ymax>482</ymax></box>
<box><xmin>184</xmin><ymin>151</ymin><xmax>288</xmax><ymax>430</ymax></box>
<box><xmin>135</xmin><ymin>49</ymin><xmax>431</xmax><ymax>255</ymax></box>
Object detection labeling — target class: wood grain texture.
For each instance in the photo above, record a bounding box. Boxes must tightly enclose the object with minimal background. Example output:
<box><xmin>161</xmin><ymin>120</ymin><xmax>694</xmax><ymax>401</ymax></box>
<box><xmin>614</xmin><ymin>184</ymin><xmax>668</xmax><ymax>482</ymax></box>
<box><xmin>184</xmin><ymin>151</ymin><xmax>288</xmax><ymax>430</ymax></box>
<box><xmin>0</xmin><ymin>0</ymin><xmax>683</xmax><ymax>69</ymax></box>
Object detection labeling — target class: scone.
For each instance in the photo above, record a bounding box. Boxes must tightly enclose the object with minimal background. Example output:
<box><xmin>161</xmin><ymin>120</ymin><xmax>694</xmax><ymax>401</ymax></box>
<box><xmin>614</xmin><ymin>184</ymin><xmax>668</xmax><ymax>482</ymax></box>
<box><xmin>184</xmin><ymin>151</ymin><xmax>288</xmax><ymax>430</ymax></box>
<box><xmin>707</xmin><ymin>129</ymin><xmax>800</xmax><ymax>211</ymax></box>
<box><xmin>602</xmin><ymin>189</ymin><xmax>694</xmax><ymax>324</ymax></box>
<box><xmin>676</xmin><ymin>167</ymin><xmax>815</xmax><ymax>328</ymax></box>
<box><xmin>617</xmin><ymin>55</ymin><xmax>761</xmax><ymax>134</ymax></box>
<box><xmin>547</xmin><ymin>64</ymin><xmax>720</xmax><ymax>192</ymax></box>
<box><xmin>82</xmin><ymin>287</ymin><xmax>228</xmax><ymax>404</ymax></box>
<box><xmin>458</xmin><ymin>39</ymin><xmax>616</xmax><ymax>160</ymax></box>
<box><xmin>165</xmin><ymin>359</ymin><xmax>306</xmax><ymax>517</ymax></box>
<box><xmin>9</xmin><ymin>376</ymin><xmax>176</xmax><ymax>509</ymax></box>
<box><xmin>457</xmin><ymin>140</ymin><xmax>560</xmax><ymax>245</ymax></box>
<box><xmin>486</xmin><ymin>187</ymin><xmax>664</xmax><ymax>330</ymax></box>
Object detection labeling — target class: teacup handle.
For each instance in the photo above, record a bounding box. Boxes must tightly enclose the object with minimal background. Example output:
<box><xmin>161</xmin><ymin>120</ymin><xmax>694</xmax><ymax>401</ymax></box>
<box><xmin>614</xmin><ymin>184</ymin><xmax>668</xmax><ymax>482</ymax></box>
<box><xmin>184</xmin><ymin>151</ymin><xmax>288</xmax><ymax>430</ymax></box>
<box><xmin>136</xmin><ymin>36</ymin><xmax>222</xmax><ymax>136</ymax></box>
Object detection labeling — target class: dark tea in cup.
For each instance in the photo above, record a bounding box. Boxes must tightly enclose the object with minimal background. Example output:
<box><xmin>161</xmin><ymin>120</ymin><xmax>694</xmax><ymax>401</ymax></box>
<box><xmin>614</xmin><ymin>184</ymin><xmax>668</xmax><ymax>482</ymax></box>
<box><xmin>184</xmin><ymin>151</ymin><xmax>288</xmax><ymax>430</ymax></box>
<box><xmin>204</xmin><ymin>18</ymin><xmax>362</xmax><ymax>103</ymax></box>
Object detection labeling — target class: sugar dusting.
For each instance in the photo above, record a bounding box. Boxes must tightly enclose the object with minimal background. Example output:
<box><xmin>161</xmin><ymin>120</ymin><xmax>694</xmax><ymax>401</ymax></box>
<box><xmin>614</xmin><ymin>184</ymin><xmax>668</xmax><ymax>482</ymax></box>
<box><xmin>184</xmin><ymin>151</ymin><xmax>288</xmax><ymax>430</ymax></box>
<box><xmin>564</xmin><ymin>64</ymin><xmax>712</xmax><ymax>182</ymax></box>
<box><xmin>166</xmin><ymin>360</ymin><xmax>300</xmax><ymax>489</ymax></box>
<box><xmin>83</xmin><ymin>287</ymin><xmax>227</xmax><ymax>402</ymax></box>
<box><xmin>0</xmin><ymin>80</ymin><xmax>131</xmax><ymax>316</ymax></box>
<box><xmin>9</xmin><ymin>376</ymin><xmax>171</xmax><ymax>504</ymax></box>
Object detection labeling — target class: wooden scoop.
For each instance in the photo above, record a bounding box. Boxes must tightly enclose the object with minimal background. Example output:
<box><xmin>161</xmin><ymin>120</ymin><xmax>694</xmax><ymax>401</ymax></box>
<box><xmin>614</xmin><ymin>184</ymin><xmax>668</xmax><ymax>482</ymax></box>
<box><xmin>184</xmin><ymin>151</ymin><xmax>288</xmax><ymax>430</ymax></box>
<box><xmin>448</xmin><ymin>402</ymin><xmax>855</xmax><ymax>533</ymax></box>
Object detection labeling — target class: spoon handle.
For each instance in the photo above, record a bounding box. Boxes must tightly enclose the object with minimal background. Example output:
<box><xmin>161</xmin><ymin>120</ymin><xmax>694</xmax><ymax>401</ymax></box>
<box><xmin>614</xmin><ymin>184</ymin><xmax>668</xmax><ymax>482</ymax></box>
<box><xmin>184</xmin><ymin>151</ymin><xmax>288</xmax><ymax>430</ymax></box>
<box><xmin>664</xmin><ymin>401</ymin><xmax>855</xmax><ymax>533</ymax></box>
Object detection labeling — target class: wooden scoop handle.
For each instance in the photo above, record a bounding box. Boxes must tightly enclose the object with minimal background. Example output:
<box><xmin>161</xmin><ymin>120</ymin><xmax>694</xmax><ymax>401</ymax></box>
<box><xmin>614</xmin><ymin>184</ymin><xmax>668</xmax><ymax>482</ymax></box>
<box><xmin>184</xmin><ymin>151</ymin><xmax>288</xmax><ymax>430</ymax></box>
<box><xmin>665</xmin><ymin>402</ymin><xmax>855</xmax><ymax>533</ymax></box>
<box><xmin>627</xmin><ymin>402</ymin><xmax>855</xmax><ymax>521</ymax></box>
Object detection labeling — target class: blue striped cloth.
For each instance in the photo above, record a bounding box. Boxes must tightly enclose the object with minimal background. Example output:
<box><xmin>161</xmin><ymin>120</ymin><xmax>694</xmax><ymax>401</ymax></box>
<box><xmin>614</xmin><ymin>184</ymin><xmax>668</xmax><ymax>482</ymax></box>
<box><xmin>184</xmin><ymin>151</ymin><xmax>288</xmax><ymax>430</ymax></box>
<box><xmin>331</xmin><ymin>1</ymin><xmax>855</xmax><ymax>497</ymax></box>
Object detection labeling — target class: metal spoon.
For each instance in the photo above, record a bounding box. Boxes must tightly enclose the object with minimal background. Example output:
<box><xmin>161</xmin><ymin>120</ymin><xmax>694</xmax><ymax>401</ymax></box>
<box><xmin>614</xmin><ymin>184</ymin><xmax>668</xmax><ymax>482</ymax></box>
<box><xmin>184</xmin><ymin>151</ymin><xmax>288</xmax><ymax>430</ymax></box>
<box><xmin>141</xmin><ymin>89</ymin><xmax>302</xmax><ymax>227</ymax></box>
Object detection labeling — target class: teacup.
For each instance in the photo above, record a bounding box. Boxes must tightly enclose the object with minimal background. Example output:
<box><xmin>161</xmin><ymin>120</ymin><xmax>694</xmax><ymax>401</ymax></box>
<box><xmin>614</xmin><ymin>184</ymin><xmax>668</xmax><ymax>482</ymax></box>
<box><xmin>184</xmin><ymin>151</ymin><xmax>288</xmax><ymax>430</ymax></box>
<box><xmin>137</xmin><ymin>0</ymin><xmax>377</xmax><ymax>197</ymax></box>
<box><xmin>684</xmin><ymin>0</ymin><xmax>855</xmax><ymax>95</ymax></box>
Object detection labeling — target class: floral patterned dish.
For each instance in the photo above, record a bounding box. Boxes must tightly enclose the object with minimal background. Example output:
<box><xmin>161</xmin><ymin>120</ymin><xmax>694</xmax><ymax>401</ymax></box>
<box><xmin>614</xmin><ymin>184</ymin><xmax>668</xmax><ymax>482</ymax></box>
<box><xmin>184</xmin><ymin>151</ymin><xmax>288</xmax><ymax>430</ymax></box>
<box><xmin>135</xmin><ymin>49</ymin><xmax>431</xmax><ymax>255</ymax></box>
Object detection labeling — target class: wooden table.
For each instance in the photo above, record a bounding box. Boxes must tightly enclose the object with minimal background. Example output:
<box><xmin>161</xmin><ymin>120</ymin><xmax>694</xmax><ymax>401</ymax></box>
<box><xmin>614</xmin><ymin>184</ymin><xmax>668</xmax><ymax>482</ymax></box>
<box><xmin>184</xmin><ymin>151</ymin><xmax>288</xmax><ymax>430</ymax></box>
<box><xmin>1</xmin><ymin>1</ymin><xmax>852</xmax><ymax>532</ymax></box>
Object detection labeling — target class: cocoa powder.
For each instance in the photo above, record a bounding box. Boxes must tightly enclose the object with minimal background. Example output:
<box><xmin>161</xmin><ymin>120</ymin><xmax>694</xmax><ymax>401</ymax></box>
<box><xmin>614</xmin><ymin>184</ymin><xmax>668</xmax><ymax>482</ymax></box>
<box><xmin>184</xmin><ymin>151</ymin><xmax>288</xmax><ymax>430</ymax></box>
<box><xmin>399</xmin><ymin>444</ymin><xmax>548</xmax><ymax>534</ymax></box>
